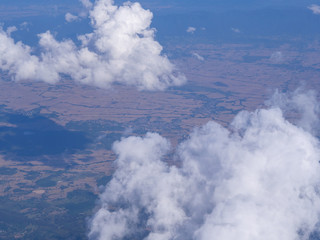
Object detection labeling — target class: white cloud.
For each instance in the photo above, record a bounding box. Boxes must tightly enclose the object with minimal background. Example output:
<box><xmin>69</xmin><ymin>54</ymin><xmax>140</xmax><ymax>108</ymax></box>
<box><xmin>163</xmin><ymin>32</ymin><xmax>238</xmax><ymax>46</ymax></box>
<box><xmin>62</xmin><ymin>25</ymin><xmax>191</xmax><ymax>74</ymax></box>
<box><xmin>66</xmin><ymin>0</ymin><xmax>93</xmax><ymax>21</ymax></box>
<box><xmin>20</xmin><ymin>21</ymin><xmax>30</xmax><ymax>31</ymax></box>
<box><xmin>186</xmin><ymin>26</ymin><xmax>196</xmax><ymax>34</ymax></box>
<box><xmin>80</xmin><ymin>0</ymin><xmax>93</xmax><ymax>9</ymax></box>
<box><xmin>65</xmin><ymin>12</ymin><xmax>79</xmax><ymax>22</ymax></box>
<box><xmin>0</xmin><ymin>0</ymin><xmax>186</xmax><ymax>91</ymax></box>
<box><xmin>192</xmin><ymin>52</ymin><xmax>204</xmax><ymax>61</ymax></box>
<box><xmin>270</xmin><ymin>51</ymin><xmax>283</xmax><ymax>63</ymax></box>
<box><xmin>6</xmin><ymin>26</ymin><xmax>17</xmax><ymax>35</ymax></box>
<box><xmin>0</xmin><ymin>30</ymin><xmax>55</xmax><ymax>83</ymax></box>
<box><xmin>89</xmin><ymin>91</ymin><xmax>320</xmax><ymax>240</ymax></box>
<box><xmin>231</xmin><ymin>27</ymin><xmax>240</xmax><ymax>33</ymax></box>
<box><xmin>266</xmin><ymin>88</ymin><xmax>320</xmax><ymax>134</ymax></box>
<box><xmin>308</xmin><ymin>4</ymin><xmax>320</xmax><ymax>14</ymax></box>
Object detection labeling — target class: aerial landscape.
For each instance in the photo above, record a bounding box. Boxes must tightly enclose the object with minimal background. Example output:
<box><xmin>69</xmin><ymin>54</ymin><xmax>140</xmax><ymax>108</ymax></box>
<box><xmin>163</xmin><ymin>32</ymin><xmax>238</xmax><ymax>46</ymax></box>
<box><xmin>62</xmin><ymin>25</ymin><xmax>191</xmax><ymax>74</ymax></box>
<box><xmin>1</xmin><ymin>0</ymin><xmax>320</xmax><ymax>239</ymax></box>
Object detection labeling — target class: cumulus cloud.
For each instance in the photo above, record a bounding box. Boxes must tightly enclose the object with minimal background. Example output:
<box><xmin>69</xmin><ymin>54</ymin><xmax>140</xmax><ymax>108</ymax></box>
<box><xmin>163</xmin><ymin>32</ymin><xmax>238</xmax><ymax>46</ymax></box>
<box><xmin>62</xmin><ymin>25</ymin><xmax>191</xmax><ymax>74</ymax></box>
<box><xmin>89</xmin><ymin>91</ymin><xmax>320</xmax><ymax>240</ymax></box>
<box><xmin>186</xmin><ymin>26</ymin><xmax>196</xmax><ymax>34</ymax></box>
<box><xmin>65</xmin><ymin>12</ymin><xmax>80</xmax><ymax>22</ymax></box>
<box><xmin>0</xmin><ymin>0</ymin><xmax>186</xmax><ymax>90</ymax></box>
<box><xmin>266</xmin><ymin>88</ymin><xmax>320</xmax><ymax>134</ymax></box>
<box><xmin>6</xmin><ymin>26</ymin><xmax>17</xmax><ymax>35</ymax></box>
<box><xmin>308</xmin><ymin>4</ymin><xmax>320</xmax><ymax>15</ymax></box>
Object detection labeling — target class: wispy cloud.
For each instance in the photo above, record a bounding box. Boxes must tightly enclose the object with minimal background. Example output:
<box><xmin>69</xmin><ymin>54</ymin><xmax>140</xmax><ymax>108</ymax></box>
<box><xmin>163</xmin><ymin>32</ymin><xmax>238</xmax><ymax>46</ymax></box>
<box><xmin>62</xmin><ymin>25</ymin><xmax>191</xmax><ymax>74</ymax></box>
<box><xmin>308</xmin><ymin>4</ymin><xmax>320</xmax><ymax>14</ymax></box>
<box><xmin>19</xmin><ymin>21</ymin><xmax>30</xmax><ymax>31</ymax></box>
<box><xmin>192</xmin><ymin>52</ymin><xmax>204</xmax><ymax>61</ymax></box>
<box><xmin>231</xmin><ymin>27</ymin><xmax>240</xmax><ymax>33</ymax></box>
<box><xmin>269</xmin><ymin>51</ymin><xmax>284</xmax><ymax>63</ymax></box>
<box><xmin>0</xmin><ymin>0</ymin><xmax>186</xmax><ymax>90</ymax></box>
<box><xmin>89</xmin><ymin>90</ymin><xmax>320</xmax><ymax>240</ymax></box>
<box><xmin>80</xmin><ymin>0</ymin><xmax>93</xmax><ymax>9</ymax></box>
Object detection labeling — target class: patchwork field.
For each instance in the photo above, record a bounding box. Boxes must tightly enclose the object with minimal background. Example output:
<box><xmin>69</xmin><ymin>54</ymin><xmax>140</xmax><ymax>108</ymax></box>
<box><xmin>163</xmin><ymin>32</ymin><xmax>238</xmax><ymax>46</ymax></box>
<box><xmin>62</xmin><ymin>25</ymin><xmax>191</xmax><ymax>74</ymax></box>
<box><xmin>1</xmin><ymin>40</ymin><xmax>320</xmax><ymax>239</ymax></box>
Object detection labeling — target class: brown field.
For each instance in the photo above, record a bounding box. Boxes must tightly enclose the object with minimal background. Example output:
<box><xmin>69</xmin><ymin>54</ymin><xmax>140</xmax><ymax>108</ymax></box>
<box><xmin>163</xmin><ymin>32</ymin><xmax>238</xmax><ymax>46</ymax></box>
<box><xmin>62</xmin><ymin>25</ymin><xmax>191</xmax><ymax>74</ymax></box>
<box><xmin>0</xmin><ymin>40</ymin><xmax>320</xmax><ymax>238</ymax></box>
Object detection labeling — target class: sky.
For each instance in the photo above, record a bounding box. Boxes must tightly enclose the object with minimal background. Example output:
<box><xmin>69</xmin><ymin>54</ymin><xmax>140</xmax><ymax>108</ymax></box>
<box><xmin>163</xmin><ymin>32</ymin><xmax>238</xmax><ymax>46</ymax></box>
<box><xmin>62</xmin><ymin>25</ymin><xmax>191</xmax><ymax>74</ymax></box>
<box><xmin>0</xmin><ymin>0</ymin><xmax>316</xmax><ymax>9</ymax></box>
<box><xmin>2</xmin><ymin>0</ymin><xmax>320</xmax><ymax>47</ymax></box>
<box><xmin>1</xmin><ymin>0</ymin><xmax>320</xmax><ymax>239</ymax></box>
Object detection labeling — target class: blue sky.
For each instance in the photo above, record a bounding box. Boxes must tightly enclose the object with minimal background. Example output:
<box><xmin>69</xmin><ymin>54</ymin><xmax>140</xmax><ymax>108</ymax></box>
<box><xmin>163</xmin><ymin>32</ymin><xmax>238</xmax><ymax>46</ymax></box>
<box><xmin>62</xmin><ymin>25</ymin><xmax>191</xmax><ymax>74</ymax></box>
<box><xmin>0</xmin><ymin>0</ymin><xmax>318</xmax><ymax>12</ymax></box>
<box><xmin>2</xmin><ymin>0</ymin><xmax>320</xmax><ymax>44</ymax></box>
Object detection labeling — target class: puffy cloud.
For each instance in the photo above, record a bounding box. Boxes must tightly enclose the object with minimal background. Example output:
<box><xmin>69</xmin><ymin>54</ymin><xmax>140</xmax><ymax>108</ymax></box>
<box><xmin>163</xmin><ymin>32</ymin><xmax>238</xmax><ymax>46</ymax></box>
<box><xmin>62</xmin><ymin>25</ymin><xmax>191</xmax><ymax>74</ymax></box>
<box><xmin>89</xmin><ymin>133</ymin><xmax>184</xmax><ymax>240</ymax></box>
<box><xmin>6</xmin><ymin>26</ymin><xmax>18</xmax><ymax>35</ymax></box>
<box><xmin>65</xmin><ymin>12</ymin><xmax>80</xmax><ymax>22</ymax></box>
<box><xmin>266</xmin><ymin>89</ymin><xmax>320</xmax><ymax>134</ymax></box>
<box><xmin>186</xmin><ymin>26</ymin><xmax>196</xmax><ymax>34</ymax></box>
<box><xmin>89</xmin><ymin>91</ymin><xmax>320</xmax><ymax>240</ymax></box>
<box><xmin>308</xmin><ymin>4</ymin><xmax>320</xmax><ymax>15</ymax></box>
<box><xmin>0</xmin><ymin>0</ymin><xmax>186</xmax><ymax>90</ymax></box>
<box><xmin>0</xmin><ymin>30</ymin><xmax>55</xmax><ymax>83</ymax></box>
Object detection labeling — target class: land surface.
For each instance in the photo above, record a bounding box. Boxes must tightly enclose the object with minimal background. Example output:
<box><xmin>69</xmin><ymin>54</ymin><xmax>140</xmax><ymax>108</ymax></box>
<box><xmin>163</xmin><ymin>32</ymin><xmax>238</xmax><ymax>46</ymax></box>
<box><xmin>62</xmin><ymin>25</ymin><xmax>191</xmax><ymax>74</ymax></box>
<box><xmin>1</xmin><ymin>10</ymin><xmax>320</xmax><ymax>239</ymax></box>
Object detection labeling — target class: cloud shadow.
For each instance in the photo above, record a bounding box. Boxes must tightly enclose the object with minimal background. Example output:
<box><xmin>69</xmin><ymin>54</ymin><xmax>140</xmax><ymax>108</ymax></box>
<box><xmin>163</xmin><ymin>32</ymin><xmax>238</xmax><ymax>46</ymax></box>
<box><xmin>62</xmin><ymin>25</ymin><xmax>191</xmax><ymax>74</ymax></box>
<box><xmin>0</xmin><ymin>111</ymin><xmax>90</xmax><ymax>167</ymax></box>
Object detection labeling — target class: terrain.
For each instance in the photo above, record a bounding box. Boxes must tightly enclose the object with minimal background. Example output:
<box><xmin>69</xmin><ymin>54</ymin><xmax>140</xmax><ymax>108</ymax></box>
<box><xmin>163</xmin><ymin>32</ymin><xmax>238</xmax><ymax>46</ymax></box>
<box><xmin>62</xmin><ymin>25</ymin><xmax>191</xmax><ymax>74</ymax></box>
<box><xmin>1</xmin><ymin>1</ymin><xmax>320</xmax><ymax>239</ymax></box>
